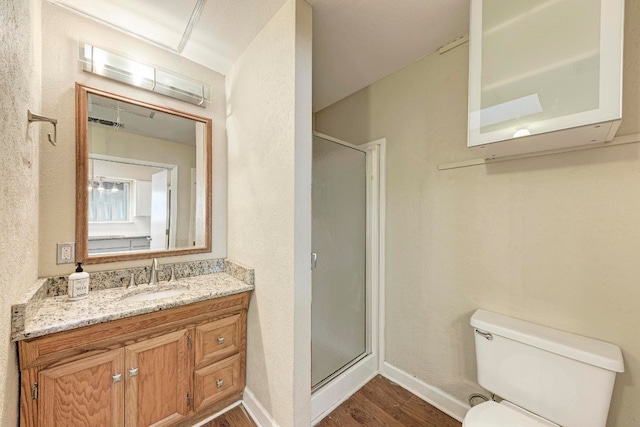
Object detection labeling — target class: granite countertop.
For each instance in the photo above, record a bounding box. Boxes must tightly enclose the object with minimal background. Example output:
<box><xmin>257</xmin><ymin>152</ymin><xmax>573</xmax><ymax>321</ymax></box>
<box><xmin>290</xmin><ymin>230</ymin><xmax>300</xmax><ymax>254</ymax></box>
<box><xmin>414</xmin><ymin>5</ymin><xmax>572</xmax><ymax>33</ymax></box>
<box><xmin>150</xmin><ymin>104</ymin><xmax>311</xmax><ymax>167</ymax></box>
<box><xmin>11</xmin><ymin>259</ymin><xmax>254</xmax><ymax>342</ymax></box>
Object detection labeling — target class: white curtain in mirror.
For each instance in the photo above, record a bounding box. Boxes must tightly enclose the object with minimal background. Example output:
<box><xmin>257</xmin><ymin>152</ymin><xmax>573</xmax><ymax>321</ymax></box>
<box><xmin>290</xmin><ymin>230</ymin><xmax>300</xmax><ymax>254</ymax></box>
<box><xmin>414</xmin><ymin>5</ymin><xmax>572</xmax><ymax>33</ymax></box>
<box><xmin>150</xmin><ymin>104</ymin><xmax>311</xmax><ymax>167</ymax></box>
<box><xmin>88</xmin><ymin>180</ymin><xmax>131</xmax><ymax>222</ymax></box>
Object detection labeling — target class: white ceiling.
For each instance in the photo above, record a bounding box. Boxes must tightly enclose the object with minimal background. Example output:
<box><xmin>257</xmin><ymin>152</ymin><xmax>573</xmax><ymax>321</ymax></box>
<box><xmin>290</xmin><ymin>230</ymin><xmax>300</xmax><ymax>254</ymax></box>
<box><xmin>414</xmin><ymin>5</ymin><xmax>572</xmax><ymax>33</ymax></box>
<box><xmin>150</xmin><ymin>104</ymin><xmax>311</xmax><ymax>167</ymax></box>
<box><xmin>49</xmin><ymin>0</ymin><xmax>469</xmax><ymax>112</ymax></box>
<box><xmin>89</xmin><ymin>93</ymin><xmax>197</xmax><ymax>145</ymax></box>
<box><xmin>310</xmin><ymin>0</ymin><xmax>469</xmax><ymax>111</ymax></box>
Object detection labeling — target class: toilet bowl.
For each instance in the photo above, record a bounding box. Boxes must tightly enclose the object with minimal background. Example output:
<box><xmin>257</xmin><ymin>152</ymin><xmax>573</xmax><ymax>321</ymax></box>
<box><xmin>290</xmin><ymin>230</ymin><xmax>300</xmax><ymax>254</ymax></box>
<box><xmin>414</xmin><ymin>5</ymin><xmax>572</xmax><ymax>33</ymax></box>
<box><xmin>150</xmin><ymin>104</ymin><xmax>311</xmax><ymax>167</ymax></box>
<box><xmin>464</xmin><ymin>309</ymin><xmax>624</xmax><ymax>427</ymax></box>
<box><xmin>463</xmin><ymin>401</ymin><xmax>558</xmax><ymax>427</ymax></box>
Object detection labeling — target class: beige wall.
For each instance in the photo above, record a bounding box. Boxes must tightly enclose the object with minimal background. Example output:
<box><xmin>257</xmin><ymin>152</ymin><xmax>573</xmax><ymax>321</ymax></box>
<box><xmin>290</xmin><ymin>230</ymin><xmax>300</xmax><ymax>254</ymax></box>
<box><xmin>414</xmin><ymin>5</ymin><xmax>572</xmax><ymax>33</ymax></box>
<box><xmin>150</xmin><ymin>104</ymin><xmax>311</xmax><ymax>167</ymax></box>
<box><xmin>0</xmin><ymin>1</ymin><xmax>41</xmax><ymax>425</ymax></box>
<box><xmin>39</xmin><ymin>2</ymin><xmax>227</xmax><ymax>276</ymax></box>
<box><xmin>315</xmin><ymin>2</ymin><xmax>640</xmax><ymax>425</ymax></box>
<box><xmin>226</xmin><ymin>0</ymin><xmax>312</xmax><ymax>425</ymax></box>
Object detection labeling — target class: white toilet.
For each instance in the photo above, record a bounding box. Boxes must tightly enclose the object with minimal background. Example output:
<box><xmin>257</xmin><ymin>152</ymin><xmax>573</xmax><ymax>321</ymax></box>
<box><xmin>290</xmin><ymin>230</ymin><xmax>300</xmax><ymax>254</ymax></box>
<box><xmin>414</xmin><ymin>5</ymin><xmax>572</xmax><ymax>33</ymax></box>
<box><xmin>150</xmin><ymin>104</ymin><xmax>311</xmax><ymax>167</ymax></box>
<box><xmin>464</xmin><ymin>309</ymin><xmax>624</xmax><ymax>427</ymax></box>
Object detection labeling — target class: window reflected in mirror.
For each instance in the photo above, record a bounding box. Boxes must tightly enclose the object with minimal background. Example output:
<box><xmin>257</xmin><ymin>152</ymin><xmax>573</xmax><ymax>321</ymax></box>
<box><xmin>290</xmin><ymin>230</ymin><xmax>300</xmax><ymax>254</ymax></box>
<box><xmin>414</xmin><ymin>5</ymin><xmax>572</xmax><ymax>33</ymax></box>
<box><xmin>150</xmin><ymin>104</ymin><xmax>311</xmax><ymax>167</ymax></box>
<box><xmin>88</xmin><ymin>176</ymin><xmax>131</xmax><ymax>222</ymax></box>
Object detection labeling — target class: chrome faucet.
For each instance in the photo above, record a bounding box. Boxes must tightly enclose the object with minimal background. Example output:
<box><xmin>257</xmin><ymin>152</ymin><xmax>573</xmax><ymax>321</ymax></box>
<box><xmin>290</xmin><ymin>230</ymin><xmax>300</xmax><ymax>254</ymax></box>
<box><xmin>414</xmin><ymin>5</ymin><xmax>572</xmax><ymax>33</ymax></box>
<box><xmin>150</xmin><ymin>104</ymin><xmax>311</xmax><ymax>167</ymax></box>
<box><xmin>149</xmin><ymin>258</ymin><xmax>159</xmax><ymax>286</ymax></box>
<box><xmin>127</xmin><ymin>272</ymin><xmax>137</xmax><ymax>289</ymax></box>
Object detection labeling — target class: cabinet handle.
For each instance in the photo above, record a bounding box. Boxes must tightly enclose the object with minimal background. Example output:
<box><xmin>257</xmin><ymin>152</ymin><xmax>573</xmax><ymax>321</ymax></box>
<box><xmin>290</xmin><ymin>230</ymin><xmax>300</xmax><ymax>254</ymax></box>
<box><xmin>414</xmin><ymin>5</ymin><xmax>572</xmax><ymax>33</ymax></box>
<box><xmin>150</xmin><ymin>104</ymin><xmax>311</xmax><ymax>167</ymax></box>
<box><xmin>113</xmin><ymin>373</ymin><xmax>122</xmax><ymax>383</ymax></box>
<box><xmin>217</xmin><ymin>337</ymin><xmax>225</xmax><ymax>345</ymax></box>
<box><xmin>216</xmin><ymin>379</ymin><xmax>224</xmax><ymax>388</ymax></box>
<box><xmin>129</xmin><ymin>367</ymin><xmax>139</xmax><ymax>377</ymax></box>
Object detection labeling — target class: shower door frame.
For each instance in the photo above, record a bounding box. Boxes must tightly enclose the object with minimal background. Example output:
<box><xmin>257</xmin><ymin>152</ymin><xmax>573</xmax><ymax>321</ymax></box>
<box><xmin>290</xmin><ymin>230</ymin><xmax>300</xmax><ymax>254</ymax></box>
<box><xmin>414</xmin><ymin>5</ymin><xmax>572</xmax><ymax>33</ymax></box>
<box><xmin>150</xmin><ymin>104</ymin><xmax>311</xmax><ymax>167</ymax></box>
<box><xmin>310</xmin><ymin>132</ymin><xmax>386</xmax><ymax>424</ymax></box>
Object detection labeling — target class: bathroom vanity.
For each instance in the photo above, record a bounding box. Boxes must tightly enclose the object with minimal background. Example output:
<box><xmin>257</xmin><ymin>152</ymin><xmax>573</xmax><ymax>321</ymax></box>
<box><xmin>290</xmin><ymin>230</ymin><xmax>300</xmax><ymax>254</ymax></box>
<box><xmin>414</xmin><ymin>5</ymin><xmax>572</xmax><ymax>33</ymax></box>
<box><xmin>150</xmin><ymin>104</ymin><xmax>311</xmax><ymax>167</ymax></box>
<box><xmin>10</xmin><ymin>79</ymin><xmax>246</xmax><ymax>426</ymax></box>
<box><xmin>11</xmin><ymin>260</ymin><xmax>253</xmax><ymax>427</ymax></box>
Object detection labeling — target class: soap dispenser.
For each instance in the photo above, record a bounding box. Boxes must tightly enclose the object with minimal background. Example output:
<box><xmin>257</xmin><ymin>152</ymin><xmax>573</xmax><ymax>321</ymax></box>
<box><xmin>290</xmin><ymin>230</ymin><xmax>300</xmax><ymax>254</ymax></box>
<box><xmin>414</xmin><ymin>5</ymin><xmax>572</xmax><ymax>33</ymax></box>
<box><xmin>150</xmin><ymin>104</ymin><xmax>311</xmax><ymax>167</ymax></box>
<box><xmin>68</xmin><ymin>262</ymin><xmax>90</xmax><ymax>300</ymax></box>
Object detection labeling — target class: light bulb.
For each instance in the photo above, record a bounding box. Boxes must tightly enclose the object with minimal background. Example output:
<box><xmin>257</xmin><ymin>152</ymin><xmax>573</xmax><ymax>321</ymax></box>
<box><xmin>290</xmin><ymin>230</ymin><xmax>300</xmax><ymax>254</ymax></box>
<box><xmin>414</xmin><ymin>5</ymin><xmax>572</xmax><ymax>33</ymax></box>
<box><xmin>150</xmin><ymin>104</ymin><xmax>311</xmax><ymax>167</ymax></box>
<box><xmin>513</xmin><ymin>129</ymin><xmax>531</xmax><ymax>138</ymax></box>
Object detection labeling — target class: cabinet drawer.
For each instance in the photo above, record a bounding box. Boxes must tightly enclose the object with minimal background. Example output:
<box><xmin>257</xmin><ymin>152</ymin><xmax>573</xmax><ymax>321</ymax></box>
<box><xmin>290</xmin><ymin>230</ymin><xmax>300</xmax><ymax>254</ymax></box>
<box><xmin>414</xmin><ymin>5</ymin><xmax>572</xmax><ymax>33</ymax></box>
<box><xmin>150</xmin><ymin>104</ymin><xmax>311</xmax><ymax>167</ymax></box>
<box><xmin>195</xmin><ymin>314</ymin><xmax>242</xmax><ymax>368</ymax></box>
<box><xmin>193</xmin><ymin>354</ymin><xmax>241</xmax><ymax>411</ymax></box>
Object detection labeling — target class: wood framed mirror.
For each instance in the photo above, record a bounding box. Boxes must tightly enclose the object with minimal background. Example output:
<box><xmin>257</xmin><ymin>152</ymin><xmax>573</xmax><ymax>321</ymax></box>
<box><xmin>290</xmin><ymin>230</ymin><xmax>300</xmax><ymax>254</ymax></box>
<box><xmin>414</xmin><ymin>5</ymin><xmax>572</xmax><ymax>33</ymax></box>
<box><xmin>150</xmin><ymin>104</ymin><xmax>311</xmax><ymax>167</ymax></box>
<box><xmin>76</xmin><ymin>83</ymin><xmax>212</xmax><ymax>264</ymax></box>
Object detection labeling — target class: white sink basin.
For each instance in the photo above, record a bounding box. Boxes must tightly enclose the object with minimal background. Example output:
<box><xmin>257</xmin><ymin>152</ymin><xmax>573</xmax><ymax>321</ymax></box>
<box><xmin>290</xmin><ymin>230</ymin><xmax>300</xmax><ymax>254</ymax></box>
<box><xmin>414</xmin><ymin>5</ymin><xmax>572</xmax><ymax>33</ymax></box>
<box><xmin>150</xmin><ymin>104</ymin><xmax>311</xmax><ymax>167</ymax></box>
<box><xmin>122</xmin><ymin>288</ymin><xmax>187</xmax><ymax>302</ymax></box>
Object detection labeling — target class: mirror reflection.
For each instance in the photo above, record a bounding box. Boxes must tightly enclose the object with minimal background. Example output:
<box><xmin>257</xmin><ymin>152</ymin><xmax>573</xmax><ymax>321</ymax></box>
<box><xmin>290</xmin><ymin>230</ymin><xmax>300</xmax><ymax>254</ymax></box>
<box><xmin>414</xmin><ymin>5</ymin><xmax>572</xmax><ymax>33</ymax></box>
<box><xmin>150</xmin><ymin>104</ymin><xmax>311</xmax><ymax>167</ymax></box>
<box><xmin>77</xmin><ymin>86</ymin><xmax>211</xmax><ymax>262</ymax></box>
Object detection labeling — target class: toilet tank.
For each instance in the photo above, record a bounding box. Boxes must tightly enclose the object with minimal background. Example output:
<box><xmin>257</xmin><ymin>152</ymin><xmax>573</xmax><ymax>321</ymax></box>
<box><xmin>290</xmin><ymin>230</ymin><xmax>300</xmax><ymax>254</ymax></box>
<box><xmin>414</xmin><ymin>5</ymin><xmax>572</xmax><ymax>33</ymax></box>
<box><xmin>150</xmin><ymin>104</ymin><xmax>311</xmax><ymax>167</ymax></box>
<box><xmin>471</xmin><ymin>310</ymin><xmax>624</xmax><ymax>427</ymax></box>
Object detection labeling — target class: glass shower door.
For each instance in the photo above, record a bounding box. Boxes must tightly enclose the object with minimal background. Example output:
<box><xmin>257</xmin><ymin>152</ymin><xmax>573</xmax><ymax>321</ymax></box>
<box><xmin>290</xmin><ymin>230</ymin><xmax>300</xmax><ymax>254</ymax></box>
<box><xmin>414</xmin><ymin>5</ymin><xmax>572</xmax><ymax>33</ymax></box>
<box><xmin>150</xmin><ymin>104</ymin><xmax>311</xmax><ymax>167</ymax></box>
<box><xmin>311</xmin><ymin>135</ymin><xmax>367</xmax><ymax>389</ymax></box>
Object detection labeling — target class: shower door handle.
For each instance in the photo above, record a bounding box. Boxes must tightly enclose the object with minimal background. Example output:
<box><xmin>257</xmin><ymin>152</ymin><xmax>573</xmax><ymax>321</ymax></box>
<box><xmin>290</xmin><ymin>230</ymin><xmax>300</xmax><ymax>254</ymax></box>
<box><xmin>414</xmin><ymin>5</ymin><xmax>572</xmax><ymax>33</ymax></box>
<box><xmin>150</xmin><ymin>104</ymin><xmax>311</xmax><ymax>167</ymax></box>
<box><xmin>311</xmin><ymin>253</ymin><xmax>318</xmax><ymax>270</ymax></box>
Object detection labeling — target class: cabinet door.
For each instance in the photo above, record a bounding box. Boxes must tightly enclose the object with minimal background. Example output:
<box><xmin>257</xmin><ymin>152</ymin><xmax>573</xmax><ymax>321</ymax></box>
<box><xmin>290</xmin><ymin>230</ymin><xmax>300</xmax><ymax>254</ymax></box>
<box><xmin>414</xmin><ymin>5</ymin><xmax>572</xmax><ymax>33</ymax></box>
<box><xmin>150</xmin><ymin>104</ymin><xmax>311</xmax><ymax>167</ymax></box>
<box><xmin>130</xmin><ymin>237</ymin><xmax>151</xmax><ymax>251</ymax></box>
<box><xmin>125</xmin><ymin>329</ymin><xmax>193</xmax><ymax>427</ymax></box>
<box><xmin>38</xmin><ymin>349</ymin><xmax>124</xmax><ymax>427</ymax></box>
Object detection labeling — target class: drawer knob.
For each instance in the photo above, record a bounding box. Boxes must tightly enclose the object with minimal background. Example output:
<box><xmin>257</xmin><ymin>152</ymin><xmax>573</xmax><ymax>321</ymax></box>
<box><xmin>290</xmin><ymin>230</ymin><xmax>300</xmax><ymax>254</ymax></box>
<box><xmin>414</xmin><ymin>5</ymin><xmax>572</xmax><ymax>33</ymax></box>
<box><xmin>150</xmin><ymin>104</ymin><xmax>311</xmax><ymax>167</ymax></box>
<box><xmin>129</xmin><ymin>367</ymin><xmax>138</xmax><ymax>377</ymax></box>
<box><xmin>216</xmin><ymin>379</ymin><xmax>224</xmax><ymax>388</ymax></box>
<box><xmin>217</xmin><ymin>337</ymin><xmax>225</xmax><ymax>345</ymax></box>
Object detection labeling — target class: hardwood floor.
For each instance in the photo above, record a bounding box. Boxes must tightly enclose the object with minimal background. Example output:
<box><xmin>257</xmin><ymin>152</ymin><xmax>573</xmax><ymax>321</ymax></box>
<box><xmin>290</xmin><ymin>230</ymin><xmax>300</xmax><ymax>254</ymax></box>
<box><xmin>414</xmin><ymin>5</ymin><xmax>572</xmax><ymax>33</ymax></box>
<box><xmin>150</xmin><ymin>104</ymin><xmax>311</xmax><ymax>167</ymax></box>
<box><xmin>316</xmin><ymin>375</ymin><xmax>461</xmax><ymax>427</ymax></box>
<box><xmin>201</xmin><ymin>405</ymin><xmax>256</xmax><ymax>427</ymax></box>
<box><xmin>203</xmin><ymin>375</ymin><xmax>462</xmax><ymax>426</ymax></box>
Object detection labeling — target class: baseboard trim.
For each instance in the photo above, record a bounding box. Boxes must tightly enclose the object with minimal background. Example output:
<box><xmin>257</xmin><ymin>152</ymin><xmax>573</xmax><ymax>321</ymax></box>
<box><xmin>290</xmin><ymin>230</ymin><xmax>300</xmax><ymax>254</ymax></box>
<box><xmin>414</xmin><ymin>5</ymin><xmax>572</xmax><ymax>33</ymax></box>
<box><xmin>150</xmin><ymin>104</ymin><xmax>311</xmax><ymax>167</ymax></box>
<box><xmin>243</xmin><ymin>387</ymin><xmax>280</xmax><ymax>427</ymax></box>
<box><xmin>381</xmin><ymin>362</ymin><xmax>470</xmax><ymax>422</ymax></box>
<box><xmin>311</xmin><ymin>354</ymin><xmax>378</xmax><ymax>425</ymax></box>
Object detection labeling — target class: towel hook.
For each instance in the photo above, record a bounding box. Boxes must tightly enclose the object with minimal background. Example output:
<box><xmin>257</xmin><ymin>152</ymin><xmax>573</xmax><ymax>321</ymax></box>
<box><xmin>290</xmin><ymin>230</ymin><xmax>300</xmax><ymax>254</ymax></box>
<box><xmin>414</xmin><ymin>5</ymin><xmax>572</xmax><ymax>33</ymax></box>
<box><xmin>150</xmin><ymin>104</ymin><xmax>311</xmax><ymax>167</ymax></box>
<box><xmin>27</xmin><ymin>110</ymin><xmax>57</xmax><ymax>146</ymax></box>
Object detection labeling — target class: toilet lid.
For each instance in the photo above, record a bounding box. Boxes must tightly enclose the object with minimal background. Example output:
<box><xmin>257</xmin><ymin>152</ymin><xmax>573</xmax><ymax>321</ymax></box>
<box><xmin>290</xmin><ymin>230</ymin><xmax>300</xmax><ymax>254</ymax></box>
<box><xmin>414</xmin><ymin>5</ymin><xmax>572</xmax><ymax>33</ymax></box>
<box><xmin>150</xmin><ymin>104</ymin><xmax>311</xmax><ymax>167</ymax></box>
<box><xmin>464</xmin><ymin>401</ymin><xmax>559</xmax><ymax>427</ymax></box>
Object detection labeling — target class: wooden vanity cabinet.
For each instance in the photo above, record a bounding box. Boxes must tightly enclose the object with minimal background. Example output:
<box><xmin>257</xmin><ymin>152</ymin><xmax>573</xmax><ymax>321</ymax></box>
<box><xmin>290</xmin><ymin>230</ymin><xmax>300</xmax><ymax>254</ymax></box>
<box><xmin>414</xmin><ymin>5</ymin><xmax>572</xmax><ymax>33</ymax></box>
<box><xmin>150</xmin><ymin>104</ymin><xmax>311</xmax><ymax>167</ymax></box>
<box><xmin>18</xmin><ymin>292</ymin><xmax>249</xmax><ymax>427</ymax></box>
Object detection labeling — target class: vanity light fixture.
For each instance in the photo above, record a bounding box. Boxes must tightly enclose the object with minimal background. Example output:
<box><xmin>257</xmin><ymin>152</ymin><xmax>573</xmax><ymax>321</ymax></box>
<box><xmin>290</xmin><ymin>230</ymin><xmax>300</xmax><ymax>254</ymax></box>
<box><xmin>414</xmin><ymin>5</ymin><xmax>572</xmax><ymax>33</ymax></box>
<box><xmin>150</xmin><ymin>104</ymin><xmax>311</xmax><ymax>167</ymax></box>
<box><xmin>79</xmin><ymin>43</ymin><xmax>210</xmax><ymax>107</ymax></box>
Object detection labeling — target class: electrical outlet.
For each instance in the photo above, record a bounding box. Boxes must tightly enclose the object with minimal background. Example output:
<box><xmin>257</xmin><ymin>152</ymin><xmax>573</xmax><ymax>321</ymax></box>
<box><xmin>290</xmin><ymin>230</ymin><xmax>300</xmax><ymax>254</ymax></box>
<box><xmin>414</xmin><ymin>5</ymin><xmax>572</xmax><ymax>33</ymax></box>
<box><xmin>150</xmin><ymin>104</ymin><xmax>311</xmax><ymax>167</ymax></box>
<box><xmin>57</xmin><ymin>242</ymin><xmax>75</xmax><ymax>264</ymax></box>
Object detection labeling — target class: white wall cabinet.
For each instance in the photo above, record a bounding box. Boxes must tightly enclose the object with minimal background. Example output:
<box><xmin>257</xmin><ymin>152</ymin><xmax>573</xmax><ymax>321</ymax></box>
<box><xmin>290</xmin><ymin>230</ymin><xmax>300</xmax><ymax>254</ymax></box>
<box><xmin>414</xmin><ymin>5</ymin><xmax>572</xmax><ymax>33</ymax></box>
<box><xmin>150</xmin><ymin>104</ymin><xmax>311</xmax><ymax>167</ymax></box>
<box><xmin>467</xmin><ymin>0</ymin><xmax>625</xmax><ymax>159</ymax></box>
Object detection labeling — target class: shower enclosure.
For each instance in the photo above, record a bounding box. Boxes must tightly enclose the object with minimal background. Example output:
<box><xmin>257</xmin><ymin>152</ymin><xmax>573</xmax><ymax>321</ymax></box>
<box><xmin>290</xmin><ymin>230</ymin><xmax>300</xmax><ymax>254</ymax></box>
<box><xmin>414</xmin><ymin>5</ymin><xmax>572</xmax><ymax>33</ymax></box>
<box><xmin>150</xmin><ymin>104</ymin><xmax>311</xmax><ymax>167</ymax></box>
<box><xmin>310</xmin><ymin>132</ymin><xmax>384</xmax><ymax>423</ymax></box>
<box><xmin>311</xmin><ymin>135</ymin><xmax>368</xmax><ymax>390</ymax></box>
